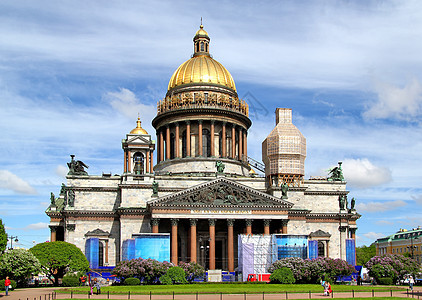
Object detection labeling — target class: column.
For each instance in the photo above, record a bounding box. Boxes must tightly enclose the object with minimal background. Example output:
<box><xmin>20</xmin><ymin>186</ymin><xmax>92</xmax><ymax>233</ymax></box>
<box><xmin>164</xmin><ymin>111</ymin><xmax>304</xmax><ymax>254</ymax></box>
<box><xmin>175</xmin><ymin>122</ymin><xmax>180</xmax><ymax>158</ymax></box>
<box><xmin>198</xmin><ymin>120</ymin><xmax>203</xmax><ymax>156</ymax></box>
<box><xmin>159</xmin><ymin>129</ymin><xmax>164</xmax><ymax>162</ymax></box>
<box><xmin>50</xmin><ymin>226</ymin><xmax>57</xmax><ymax>242</ymax></box>
<box><xmin>281</xmin><ymin>220</ymin><xmax>288</xmax><ymax>234</ymax></box>
<box><xmin>190</xmin><ymin>219</ymin><xmax>198</xmax><ymax>263</ymax></box>
<box><xmin>222</xmin><ymin>122</ymin><xmax>226</xmax><ymax>157</ymax></box>
<box><xmin>227</xmin><ymin>219</ymin><xmax>234</xmax><ymax>272</ymax></box>
<box><xmin>350</xmin><ymin>228</ymin><xmax>356</xmax><ymax>239</ymax></box>
<box><xmin>186</xmin><ymin>121</ymin><xmax>191</xmax><ymax>157</ymax></box>
<box><xmin>166</xmin><ymin>125</ymin><xmax>170</xmax><ymax>160</ymax></box>
<box><xmin>124</xmin><ymin>151</ymin><xmax>127</xmax><ymax>173</ymax></box>
<box><xmin>264</xmin><ymin>219</ymin><xmax>271</xmax><ymax>235</ymax></box>
<box><xmin>171</xmin><ymin>219</ymin><xmax>179</xmax><ymax>265</ymax></box>
<box><xmin>210</xmin><ymin>121</ymin><xmax>215</xmax><ymax>157</ymax></box>
<box><xmin>243</xmin><ymin>130</ymin><xmax>247</xmax><ymax>158</ymax></box>
<box><xmin>105</xmin><ymin>240</ymin><xmax>109</xmax><ymax>264</ymax></box>
<box><xmin>128</xmin><ymin>151</ymin><xmax>132</xmax><ymax>173</ymax></box>
<box><xmin>246</xmin><ymin>219</ymin><xmax>253</xmax><ymax>235</ymax></box>
<box><xmin>151</xmin><ymin>218</ymin><xmax>160</xmax><ymax>233</ymax></box>
<box><xmin>150</xmin><ymin>150</ymin><xmax>154</xmax><ymax>173</ymax></box>
<box><xmin>339</xmin><ymin>226</ymin><xmax>347</xmax><ymax>260</ymax></box>
<box><xmin>146</xmin><ymin>150</ymin><xmax>150</xmax><ymax>173</ymax></box>
<box><xmin>231</xmin><ymin>125</ymin><xmax>236</xmax><ymax>158</ymax></box>
<box><xmin>238</xmin><ymin>128</ymin><xmax>243</xmax><ymax>160</ymax></box>
<box><xmin>209</xmin><ymin>219</ymin><xmax>216</xmax><ymax>270</ymax></box>
<box><xmin>156</xmin><ymin>132</ymin><xmax>160</xmax><ymax>163</ymax></box>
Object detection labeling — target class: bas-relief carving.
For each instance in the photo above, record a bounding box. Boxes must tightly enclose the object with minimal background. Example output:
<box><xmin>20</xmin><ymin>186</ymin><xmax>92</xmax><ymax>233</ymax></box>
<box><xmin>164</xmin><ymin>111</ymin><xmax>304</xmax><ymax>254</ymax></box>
<box><xmin>167</xmin><ymin>183</ymin><xmax>275</xmax><ymax>206</ymax></box>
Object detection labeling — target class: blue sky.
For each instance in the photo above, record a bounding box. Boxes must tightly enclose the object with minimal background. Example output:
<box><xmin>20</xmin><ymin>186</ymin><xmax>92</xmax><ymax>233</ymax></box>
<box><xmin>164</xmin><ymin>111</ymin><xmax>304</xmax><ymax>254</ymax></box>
<box><xmin>1</xmin><ymin>0</ymin><xmax>421</xmax><ymax>248</ymax></box>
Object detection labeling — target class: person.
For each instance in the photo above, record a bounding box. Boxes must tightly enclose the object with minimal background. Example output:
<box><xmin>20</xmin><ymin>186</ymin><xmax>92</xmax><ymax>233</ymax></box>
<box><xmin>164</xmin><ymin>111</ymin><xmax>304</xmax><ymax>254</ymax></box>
<box><xmin>409</xmin><ymin>275</ymin><xmax>415</xmax><ymax>291</ymax></box>
<box><xmin>89</xmin><ymin>279</ymin><xmax>93</xmax><ymax>295</ymax></box>
<box><xmin>94</xmin><ymin>278</ymin><xmax>101</xmax><ymax>295</ymax></box>
<box><xmin>325</xmin><ymin>281</ymin><xmax>332</xmax><ymax>296</ymax></box>
<box><xmin>321</xmin><ymin>278</ymin><xmax>327</xmax><ymax>296</ymax></box>
<box><xmin>4</xmin><ymin>276</ymin><xmax>11</xmax><ymax>296</ymax></box>
<box><xmin>357</xmin><ymin>275</ymin><xmax>361</xmax><ymax>286</ymax></box>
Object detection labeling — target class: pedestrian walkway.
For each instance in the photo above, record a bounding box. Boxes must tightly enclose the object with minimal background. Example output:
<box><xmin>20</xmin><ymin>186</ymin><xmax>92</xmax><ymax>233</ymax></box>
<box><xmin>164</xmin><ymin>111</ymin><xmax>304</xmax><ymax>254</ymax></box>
<box><xmin>2</xmin><ymin>286</ymin><xmax>421</xmax><ymax>300</ymax></box>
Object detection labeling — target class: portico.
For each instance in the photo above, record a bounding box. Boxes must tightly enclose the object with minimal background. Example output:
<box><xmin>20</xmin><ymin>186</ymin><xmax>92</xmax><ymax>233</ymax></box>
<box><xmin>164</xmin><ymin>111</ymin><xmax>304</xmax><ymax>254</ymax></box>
<box><xmin>148</xmin><ymin>177</ymin><xmax>291</xmax><ymax>271</ymax></box>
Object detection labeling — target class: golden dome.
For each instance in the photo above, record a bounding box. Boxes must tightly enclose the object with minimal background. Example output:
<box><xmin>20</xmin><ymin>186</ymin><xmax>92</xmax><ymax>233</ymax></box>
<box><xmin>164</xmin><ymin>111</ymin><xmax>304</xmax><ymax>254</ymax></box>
<box><xmin>168</xmin><ymin>55</ymin><xmax>236</xmax><ymax>92</ymax></box>
<box><xmin>194</xmin><ymin>25</ymin><xmax>209</xmax><ymax>38</ymax></box>
<box><xmin>130</xmin><ymin>117</ymin><xmax>148</xmax><ymax>134</ymax></box>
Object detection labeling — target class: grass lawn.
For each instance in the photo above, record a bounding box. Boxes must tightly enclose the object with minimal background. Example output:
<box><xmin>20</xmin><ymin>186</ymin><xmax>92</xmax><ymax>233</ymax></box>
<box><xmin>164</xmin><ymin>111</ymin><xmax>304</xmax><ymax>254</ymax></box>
<box><xmin>57</xmin><ymin>283</ymin><xmax>407</xmax><ymax>295</ymax></box>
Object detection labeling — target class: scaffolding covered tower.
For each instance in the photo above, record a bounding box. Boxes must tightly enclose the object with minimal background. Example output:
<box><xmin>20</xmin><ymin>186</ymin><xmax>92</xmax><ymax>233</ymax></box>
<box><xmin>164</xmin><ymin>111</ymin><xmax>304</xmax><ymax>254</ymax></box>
<box><xmin>262</xmin><ymin>108</ymin><xmax>306</xmax><ymax>187</ymax></box>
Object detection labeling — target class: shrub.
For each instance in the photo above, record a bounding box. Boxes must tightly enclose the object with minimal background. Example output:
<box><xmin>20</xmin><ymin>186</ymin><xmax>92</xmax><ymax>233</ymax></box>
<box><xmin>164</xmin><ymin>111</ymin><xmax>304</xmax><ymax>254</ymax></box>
<box><xmin>178</xmin><ymin>261</ymin><xmax>205</xmax><ymax>282</ymax></box>
<box><xmin>124</xmin><ymin>277</ymin><xmax>141</xmax><ymax>285</ymax></box>
<box><xmin>378</xmin><ymin>277</ymin><xmax>393</xmax><ymax>285</ymax></box>
<box><xmin>113</xmin><ymin>258</ymin><xmax>173</xmax><ymax>284</ymax></box>
<box><xmin>270</xmin><ymin>267</ymin><xmax>295</xmax><ymax>284</ymax></box>
<box><xmin>366</xmin><ymin>254</ymin><xmax>421</xmax><ymax>282</ymax></box>
<box><xmin>160</xmin><ymin>266</ymin><xmax>188</xmax><ymax>285</ymax></box>
<box><xmin>269</xmin><ymin>257</ymin><xmax>355</xmax><ymax>283</ymax></box>
<box><xmin>0</xmin><ymin>279</ymin><xmax>17</xmax><ymax>291</ymax></box>
<box><xmin>62</xmin><ymin>274</ymin><xmax>80</xmax><ymax>287</ymax></box>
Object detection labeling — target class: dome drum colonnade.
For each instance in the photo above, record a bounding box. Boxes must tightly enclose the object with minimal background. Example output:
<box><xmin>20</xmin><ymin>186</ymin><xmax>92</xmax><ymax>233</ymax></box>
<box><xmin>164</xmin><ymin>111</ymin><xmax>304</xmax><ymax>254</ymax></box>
<box><xmin>152</xmin><ymin>25</ymin><xmax>251</xmax><ymax>175</ymax></box>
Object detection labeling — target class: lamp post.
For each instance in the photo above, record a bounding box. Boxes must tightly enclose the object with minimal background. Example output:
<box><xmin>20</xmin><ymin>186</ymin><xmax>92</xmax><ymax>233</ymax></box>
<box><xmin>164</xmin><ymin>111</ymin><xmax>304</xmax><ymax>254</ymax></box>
<box><xmin>407</xmin><ymin>235</ymin><xmax>419</xmax><ymax>259</ymax></box>
<box><xmin>8</xmin><ymin>235</ymin><xmax>18</xmax><ymax>250</ymax></box>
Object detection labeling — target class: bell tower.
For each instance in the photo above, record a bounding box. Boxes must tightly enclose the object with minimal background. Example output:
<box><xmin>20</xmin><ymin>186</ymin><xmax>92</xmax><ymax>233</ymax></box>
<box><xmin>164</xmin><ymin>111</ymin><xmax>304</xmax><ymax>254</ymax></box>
<box><xmin>122</xmin><ymin>117</ymin><xmax>155</xmax><ymax>177</ymax></box>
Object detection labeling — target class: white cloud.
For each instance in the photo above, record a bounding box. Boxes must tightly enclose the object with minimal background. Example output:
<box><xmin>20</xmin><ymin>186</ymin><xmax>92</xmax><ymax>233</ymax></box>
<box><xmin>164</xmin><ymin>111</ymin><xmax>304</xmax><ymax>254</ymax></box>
<box><xmin>376</xmin><ymin>220</ymin><xmax>394</xmax><ymax>226</ymax></box>
<box><xmin>0</xmin><ymin>170</ymin><xmax>37</xmax><ymax>194</ymax></box>
<box><xmin>362</xmin><ymin>232</ymin><xmax>384</xmax><ymax>241</ymax></box>
<box><xmin>103</xmin><ymin>88</ymin><xmax>156</xmax><ymax>132</ymax></box>
<box><xmin>22</xmin><ymin>222</ymin><xmax>49</xmax><ymax>231</ymax></box>
<box><xmin>55</xmin><ymin>165</ymin><xmax>68</xmax><ymax>178</ymax></box>
<box><xmin>411</xmin><ymin>195</ymin><xmax>422</xmax><ymax>205</ymax></box>
<box><xmin>364</xmin><ymin>79</ymin><xmax>422</xmax><ymax>121</ymax></box>
<box><xmin>357</xmin><ymin>200</ymin><xmax>407</xmax><ymax>213</ymax></box>
<box><xmin>342</xmin><ymin>158</ymin><xmax>392</xmax><ymax>188</ymax></box>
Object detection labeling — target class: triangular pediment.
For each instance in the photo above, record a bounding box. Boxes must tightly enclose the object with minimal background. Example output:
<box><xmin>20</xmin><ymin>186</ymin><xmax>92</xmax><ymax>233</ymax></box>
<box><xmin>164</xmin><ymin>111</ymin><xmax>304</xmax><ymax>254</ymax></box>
<box><xmin>148</xmin><ymin>177</ymin><xmax>293</xmax><ymax>209</ymax></box>
<box><xmin>85</xmin><ymin>228</ymin><xmax>110</xmax><ymax>237</ymax></box>
<box><xmin>127</xmin><ymin>135</ymin><xmax>151</xmax><ymax>144</ymax></box>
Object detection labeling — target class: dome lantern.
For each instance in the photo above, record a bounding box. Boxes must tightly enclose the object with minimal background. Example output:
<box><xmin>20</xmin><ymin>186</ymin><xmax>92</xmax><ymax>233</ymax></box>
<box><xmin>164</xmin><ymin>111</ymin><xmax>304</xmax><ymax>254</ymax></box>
<box><xmin>130</xmin><ymin>116</ymin><xmax>148</xmax><ymax>135</ymax></box>
<box><xmin>193</xmin><ymin>24</ymin><xmax>210</xmax><ymax>57</ymax></box>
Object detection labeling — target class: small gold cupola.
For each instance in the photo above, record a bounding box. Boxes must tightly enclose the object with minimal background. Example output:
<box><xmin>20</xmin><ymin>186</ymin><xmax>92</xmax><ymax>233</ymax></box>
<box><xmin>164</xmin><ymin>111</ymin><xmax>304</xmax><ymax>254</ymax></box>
<box><xmin>130</xmin><ymin>116</ymin><xmax>148</xmax><ymax>135</ymax></box>
<box><xmin>193</xmin><ymin>24</ymin><xmax>210</xmax><ymax>57</ymax></box>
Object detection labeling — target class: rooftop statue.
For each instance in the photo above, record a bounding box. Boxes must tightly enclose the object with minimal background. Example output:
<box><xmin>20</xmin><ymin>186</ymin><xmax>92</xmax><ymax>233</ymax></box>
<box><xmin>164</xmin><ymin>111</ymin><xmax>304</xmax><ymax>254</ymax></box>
<box><xmin>50</xmin><ymin>192</ymin><xmax>55</xmax><ymax>205</ymax></box>
<box><xmin>339</xmin><ymin>195</ymin><xmax>347</xmax><ymax>210</ymax></box>
<box><xmin>67</xmin><ymin>155</ymin><xmax>89</xmax><ymax>176</ymax></box>
<box><xmin>281</xmin><ymin>181</ymin><xmax>289</xmax><ymax>199</ymax></box>
<box><xmin>328</xmin><ymin>161</ymin><xmax>344</xmax><ymax>181</ymax></box>
<box><xmin>350</xmin><ymin>197</ymin><xmax>356</xmax><ymax>210</ymax></box>
<box><xmin>216</xmin><ymin>160</ymin><xmax>225</xmax><ymax>173</ymax></box>
<box><xmin>152</xmin><ymin>181</ymin><xmax>159</xmax><ymax>196</ymax></box>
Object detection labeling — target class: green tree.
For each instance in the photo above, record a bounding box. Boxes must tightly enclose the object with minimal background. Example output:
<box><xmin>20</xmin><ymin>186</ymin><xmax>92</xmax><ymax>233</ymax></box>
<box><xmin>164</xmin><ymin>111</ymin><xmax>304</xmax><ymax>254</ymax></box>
<box><xmin>0</xmin><ymin>248</ymin><xmax>41</xmax><ymax>286</ymax></box>
<box><xmin>30</xmin><ymin>241</ymin><xmax>89</xmax><ymax>286</ymax></box>
<box><xmin>0</xmin><ymin>219</ymin><xmax>7</xmax><ymax>253</ymax></box>
<box><xmin>356</xmin><ymin>244</ymin><xmax>376</xmax><ymax>266</ymax></box>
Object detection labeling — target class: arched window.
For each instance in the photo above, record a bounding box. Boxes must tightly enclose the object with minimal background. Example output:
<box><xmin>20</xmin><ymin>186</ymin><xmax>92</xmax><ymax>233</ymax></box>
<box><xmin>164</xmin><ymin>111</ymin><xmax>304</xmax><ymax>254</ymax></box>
<box><xmin>200</xmin><ymin>42</ymin><xmax>204</xmax><ymax>52</ymax></box>
<box><xmin>196</xmin><ymin>42</ymin><xmax>199</xmax><ymax>53</ymax></box>
<box><xmin>202</xmin><ymin>129</ymin><xmax>211</xmax><ymax>157</ymax></box>
<box><xmin>170</xmin><ymin>133</ymin><xmax>175</xmax><ymax>159</ymax></box>
<box><xmin>182</xmin><ymin>130</ymin><xmax>187</xmax><ymax>158</ymax></box>
<box><xmin>133</xmin><ymin>152</ymin><xmax>144</xmax><ymax>175</ymax></box>
<box><xmin>318</xmin><ymin>241</ymin><xmax>325</xmax><ymax>257</ymax></box>
<box><xmin>205</xmin><ymin>43</ymin><xmax>208</xmax><ymax>52</ymax></box>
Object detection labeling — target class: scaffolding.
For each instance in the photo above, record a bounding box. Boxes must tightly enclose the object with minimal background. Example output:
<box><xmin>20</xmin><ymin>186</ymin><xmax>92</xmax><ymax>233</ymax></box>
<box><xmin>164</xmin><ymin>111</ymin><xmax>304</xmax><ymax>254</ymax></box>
<box><xmin>238</xmin><ymin>234</ymin><xmax>277</xmax><ymax>281</ymax></box>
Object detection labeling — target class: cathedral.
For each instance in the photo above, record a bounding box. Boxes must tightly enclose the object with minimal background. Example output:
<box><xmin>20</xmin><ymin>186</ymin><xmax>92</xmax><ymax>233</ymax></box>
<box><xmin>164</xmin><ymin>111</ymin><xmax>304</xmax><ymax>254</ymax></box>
<box><xmin>46</xmin><ymin>25</ymin><xmax>360</xmax><ymax>278</ymax></box>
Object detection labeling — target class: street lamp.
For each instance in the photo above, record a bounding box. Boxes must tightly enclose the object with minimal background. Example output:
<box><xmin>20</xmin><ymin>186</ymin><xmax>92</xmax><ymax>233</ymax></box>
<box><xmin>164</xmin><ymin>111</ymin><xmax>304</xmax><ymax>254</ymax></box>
<box><xmin>406</xmin><ymin>235</ymin><xmax>419</xmax><ymax>259</ymax></box>
<box><xmin>8</xmin><ymin>235</ymin><xmax>18</xmax><ymax>250</ymax></box>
